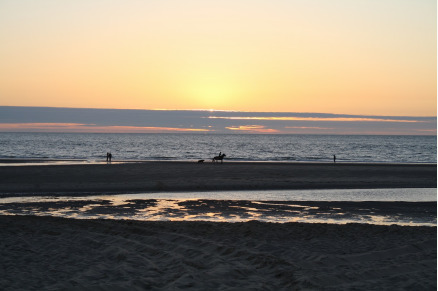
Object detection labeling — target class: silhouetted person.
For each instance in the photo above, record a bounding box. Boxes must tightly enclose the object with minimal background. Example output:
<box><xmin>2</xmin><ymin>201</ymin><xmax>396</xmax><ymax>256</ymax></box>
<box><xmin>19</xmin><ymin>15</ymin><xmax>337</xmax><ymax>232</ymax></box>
<box><xmin>333</xmin><ymin>155</ymin><xmax>336</xmax><ymax>163</ymax></box>
<box><xmin>212</xmin><ymin>153</ymin><xmax>226</xmax><ymax>163</ymax></box>
<box><xmin>109</xmin><ymin>152</ymin><xmax>112</xmax><ymax>162</ymax></box>
<box><xmin>106</xmin><ymin>152</ymin><xmax>109</xmax><ymax>162</ymax></box>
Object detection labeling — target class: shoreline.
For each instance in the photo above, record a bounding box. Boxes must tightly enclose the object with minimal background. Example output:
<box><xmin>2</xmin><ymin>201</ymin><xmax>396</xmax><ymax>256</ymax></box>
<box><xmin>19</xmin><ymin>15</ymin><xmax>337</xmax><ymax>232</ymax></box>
<box><xmin>0</xmin><ymin>158</ymin><xmax>437</xmax><ymax>165</ymax></box>
<box><xmin>0</xmin><ymin>215</ymin><xmax>435</xmax><ymax>290</ymax></box>
<box><xmin>0</xmin><ymin>161</ymin><xmax>435</xmax><ymax>195</ymax></box>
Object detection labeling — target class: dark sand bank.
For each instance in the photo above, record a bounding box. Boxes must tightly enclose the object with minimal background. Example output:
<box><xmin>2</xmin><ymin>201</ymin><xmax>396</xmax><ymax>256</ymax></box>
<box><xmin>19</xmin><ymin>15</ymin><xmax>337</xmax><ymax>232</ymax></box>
<box><xmin>0</xmin><ymin>215</ymin><xmax>435</xmax><ymax>290</ymax></box>
<box><xmin>0</xmin><ymin>162</ymin><xmax>435</xmax><ymax>195</ymax></box>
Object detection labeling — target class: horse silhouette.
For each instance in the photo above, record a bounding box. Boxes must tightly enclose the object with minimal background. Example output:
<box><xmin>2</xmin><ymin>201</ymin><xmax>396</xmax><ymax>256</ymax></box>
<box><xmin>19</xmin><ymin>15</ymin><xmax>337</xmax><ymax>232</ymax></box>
<box><xmin>212</xmin><ymin>153</ymin><xmax>226</xmax><ymax>163</ymax></box>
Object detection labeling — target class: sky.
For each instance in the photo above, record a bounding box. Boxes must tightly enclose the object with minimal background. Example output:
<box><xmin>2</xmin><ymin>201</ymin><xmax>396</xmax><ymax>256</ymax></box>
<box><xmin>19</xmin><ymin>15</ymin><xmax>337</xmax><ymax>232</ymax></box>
<box><xmin>0</xmin><ymin>1</ymin><xmax>436</xmax><ymax>134</ymax></box>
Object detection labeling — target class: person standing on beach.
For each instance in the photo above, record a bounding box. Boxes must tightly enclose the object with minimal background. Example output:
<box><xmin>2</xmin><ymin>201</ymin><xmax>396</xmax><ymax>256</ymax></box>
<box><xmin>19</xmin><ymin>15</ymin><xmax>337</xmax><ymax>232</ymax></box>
<box><xmin>333</xmin><ymin>155</ymin><xmax>336</xmax><ymax>163</ymax></box>
<box><xmin>109</xmin><ymin>152</ymin><xmax>112</xmax><ymax>162</ymax></box>
<box><xmin>106</xmin><ymin>152</ymin><xmax>109</xmax><ymax>163</ymax></box>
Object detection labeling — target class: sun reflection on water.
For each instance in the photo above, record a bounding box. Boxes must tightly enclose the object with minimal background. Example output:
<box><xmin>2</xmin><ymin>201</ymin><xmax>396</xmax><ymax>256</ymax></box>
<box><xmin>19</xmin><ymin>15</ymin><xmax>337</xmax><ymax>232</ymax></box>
<box><xmin>0</xmin><ymin>195</ymin><xmax>435</xmax><ymax>227</ymax></box>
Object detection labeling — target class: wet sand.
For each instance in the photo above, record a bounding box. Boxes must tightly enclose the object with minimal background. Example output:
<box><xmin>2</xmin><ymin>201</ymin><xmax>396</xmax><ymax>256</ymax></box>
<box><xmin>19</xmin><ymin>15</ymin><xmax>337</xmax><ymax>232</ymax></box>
<box><xmin>0</xmin><ymin>215</ymin><xmax>435</xmax><ymax>290</ymax></box>
<box><xmin>1</xmin><ymin>198</ymin><xmax>436</xmax><ymax>226</ymax></box>
<box><xmin>0</xmin><ymin>161</ymin><xmax>436</xmax><ymax>195</ymax></box>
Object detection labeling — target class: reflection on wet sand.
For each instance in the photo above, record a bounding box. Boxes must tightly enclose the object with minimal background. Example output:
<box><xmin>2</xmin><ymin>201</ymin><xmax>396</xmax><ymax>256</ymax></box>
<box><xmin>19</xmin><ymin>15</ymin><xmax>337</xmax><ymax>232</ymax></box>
<box><xmin>0</xmin><ymin>197</ymin><xmax>435</xmax><ymax>226</ymax></box>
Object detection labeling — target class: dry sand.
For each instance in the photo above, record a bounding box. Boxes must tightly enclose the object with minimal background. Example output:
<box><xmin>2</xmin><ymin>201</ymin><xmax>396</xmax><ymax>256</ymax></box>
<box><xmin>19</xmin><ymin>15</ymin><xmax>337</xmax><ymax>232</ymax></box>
<box><xmin>0</xmin><ymin>215</ymin><xmax>435</xmax><ymax>290</ymax></box>
<box><xmin>0</xmin><ymin>161</ymin><xmax>436</xmax><ymax>194</ymax></box>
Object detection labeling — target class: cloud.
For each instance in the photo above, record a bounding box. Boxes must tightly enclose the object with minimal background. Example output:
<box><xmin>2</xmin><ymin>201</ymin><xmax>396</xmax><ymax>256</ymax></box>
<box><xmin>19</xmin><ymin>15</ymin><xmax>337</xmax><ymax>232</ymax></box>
<box><xmin>284</xmin><ymin>126</ymin><xmax>334</xmax><ymax>130</ymax></box>
<box><xmin>0</xmin><ymin>122</ymin><xmax>210</xmax><ymax>133</ymax></box>
<box><xmin>208</xmin><ymin>116</ymin><xmax>425</xmax><ymax>123</ymax></box>
<box><xmin>225</xmin><ymin>125</ymin><xmax>279</xmax><ymax>133</ymax></box>
<box><xmin>0</xmin><ymin>106</ymin><xmax>435</xmax><ymax>135</ymax></box>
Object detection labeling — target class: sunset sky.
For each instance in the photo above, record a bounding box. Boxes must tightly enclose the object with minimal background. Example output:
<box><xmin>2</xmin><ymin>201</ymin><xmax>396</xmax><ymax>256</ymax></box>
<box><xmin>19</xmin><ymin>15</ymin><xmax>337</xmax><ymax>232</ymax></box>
<box><xmin>0</xmin><ymin>1</ymin><xmax>436</xmax><ymax>134</ymax></box>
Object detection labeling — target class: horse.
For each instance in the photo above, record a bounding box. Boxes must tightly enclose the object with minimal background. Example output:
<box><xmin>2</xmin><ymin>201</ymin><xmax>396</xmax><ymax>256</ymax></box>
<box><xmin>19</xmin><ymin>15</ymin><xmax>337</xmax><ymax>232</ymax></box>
<box><xmin>212</xmin><ymin>153</ymin><xmax>226</xmax><ymax>163</ymax></box>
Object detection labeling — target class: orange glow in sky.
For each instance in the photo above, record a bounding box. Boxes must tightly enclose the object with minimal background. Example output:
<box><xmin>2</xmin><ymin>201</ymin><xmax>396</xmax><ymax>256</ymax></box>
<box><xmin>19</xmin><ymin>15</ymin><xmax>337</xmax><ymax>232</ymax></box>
<box><xmin>208</xmin><ymin>116</ymin><xmax>424</xmax><ymax>123</ymax></box>
<box><xmin>225</xmin><ymin>125</ymin><xmax>279</xmax><ymax>133</ymax></box>
<box><xmin>0</xmin><ymin>123</ymin><xmax>210</xmax><ymax>133</ymax></box>
<box><xmin>0</xmin><ymin>0</ymin><xmax>436</xmax><ymax>116</ymax></box>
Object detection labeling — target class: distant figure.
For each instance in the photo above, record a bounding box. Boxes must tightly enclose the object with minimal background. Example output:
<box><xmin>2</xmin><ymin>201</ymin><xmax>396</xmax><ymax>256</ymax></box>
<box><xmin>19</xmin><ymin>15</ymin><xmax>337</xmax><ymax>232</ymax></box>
<box><xmin>106</xmin><ymin>152</ymin><xmax>110</xmax><ymax>162</ymax></box>
<box><xmin>108</xmin><ymin>152</ymin><xmax>112</xmax><ymax>163</ymax></box>
<box><xmin>333</xmin><ymin>155</ymin><xmax>336</xmax><ymax>163</ymax></box>
<box><xmin>212</xmin><ymin>153</ymin><xmax>226</xmax><ymax>164</ymax></box>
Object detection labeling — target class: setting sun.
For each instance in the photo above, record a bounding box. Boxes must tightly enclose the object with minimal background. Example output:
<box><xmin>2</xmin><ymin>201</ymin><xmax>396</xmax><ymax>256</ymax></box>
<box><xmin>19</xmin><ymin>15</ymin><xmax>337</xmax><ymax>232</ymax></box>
<box><xmin>184</xmin><ymin>76</ymin><xmax>241</xmax><ymax>109</ymax></box>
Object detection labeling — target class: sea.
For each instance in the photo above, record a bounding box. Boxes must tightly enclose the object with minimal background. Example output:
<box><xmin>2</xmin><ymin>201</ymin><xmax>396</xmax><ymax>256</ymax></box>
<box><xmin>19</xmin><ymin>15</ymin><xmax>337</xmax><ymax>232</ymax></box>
<box><xmin>0</xmin><ymin>132</ymin><xmax>436</xmax><ymax>163</ymax></box>
<box><xmin>0</xmin><ymin>133</ymin><xmax>436</xmax><ymax>226</ymax></box>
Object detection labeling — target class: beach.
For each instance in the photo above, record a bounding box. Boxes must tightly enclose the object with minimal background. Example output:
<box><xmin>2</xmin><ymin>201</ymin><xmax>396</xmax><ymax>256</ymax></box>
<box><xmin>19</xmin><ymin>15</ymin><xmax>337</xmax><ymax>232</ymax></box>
<box><xmin>0</xmin><ymin>215</ymin><xmax>436</xmax><ymax>290</ymax></box>
<box><xmin>0</xmin><ymin>162</ymin><xmax>436</xmax><ymax>290</ymax></box>
<box><xmin>0</xmin><ymin>161</ymin><xmax>436</xmax><ymax>194</ymax></box>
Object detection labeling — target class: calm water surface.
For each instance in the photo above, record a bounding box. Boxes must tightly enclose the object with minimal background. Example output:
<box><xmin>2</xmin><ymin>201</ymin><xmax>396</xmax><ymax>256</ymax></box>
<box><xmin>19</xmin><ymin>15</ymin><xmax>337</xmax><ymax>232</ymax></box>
<box><xmin>0</xmin><ymin>133</ymin><xmax>436</xmax><ymax>163</ymax></box>
<box><xmin>1</xmin><ymin>189</ymin><xmax>435</xmax><ymax>226</ymax></box>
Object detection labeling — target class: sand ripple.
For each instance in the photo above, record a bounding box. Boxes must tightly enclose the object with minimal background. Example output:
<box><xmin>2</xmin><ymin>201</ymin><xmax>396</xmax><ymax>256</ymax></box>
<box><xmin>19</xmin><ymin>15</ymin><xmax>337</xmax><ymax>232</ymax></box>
<box><xmin>0</xmin><ymin>216</ymin><xmax>435</xmax><ymax>290</ymax></box>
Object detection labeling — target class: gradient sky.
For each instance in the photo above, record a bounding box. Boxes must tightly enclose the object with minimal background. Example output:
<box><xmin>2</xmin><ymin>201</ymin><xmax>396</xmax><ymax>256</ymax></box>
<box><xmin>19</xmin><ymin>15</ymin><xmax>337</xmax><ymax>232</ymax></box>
<box><xmin>0</xmin><ymin>0</ymin><xmax>436</xmax><ymax>117</ymax></box>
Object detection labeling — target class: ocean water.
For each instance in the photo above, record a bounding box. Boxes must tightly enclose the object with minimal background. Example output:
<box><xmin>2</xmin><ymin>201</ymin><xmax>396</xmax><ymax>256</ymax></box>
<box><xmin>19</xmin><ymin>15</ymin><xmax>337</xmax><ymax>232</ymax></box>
<box><xmin>0</xmin><ymin>133</ymin><xmax>436</xmax><ymax>163</ymax></box>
